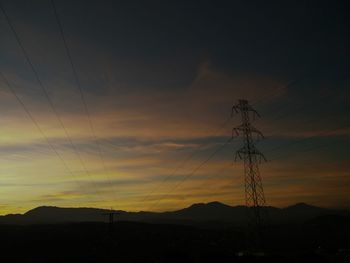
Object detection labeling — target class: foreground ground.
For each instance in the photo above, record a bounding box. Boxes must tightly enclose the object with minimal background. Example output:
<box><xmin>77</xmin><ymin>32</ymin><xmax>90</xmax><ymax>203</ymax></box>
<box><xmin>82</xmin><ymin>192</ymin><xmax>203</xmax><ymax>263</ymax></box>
<box><xmin>0</xmin><ymin>219</ymin><xmax>349</xmax><ymax>262</ymax></box>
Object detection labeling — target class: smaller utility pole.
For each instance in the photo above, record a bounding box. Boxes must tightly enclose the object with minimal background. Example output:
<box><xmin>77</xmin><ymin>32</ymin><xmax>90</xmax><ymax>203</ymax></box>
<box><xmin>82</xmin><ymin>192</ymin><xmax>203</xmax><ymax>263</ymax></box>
<box><xmin>102</xmin><ymin>208</ymin><xmax>119</xmax><ymax>236</ymax></box>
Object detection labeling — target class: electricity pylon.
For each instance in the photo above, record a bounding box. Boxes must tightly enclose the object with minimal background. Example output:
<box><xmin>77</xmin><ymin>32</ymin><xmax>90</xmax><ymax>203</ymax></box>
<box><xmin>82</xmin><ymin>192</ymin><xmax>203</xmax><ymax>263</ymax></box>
<box><xmin>232</xmin><ymin>99</ymin><xmax>267</xmax><ymax>248</ymax></box>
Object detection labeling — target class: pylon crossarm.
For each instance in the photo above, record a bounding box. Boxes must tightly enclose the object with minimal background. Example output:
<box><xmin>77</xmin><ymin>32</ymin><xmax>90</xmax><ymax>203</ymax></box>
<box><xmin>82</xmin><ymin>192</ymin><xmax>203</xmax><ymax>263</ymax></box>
<box><xmin>232</xmin><ymin>127</ymin><xmax>240</xmax><ymax>137</ymax></box>
<box><xmin>247</xmin><ymin>105</ymin><xmax>261</xmax><ymax>118</ymax></box>
<box><xmin>248</xmin><ymin>126</ymin><xmax>264</xmax><ymax>139</ymax></box>
<box><xmin>252</xmin><ymin>150</ymin><xmax>267</xmax><ymax>162</ymax></box>
<box><xmin>231</xmin><ymin>105</ymin><xmax>239</xmax><ymax>116</ymax></box>
<box><xmin>235</xmin><ymin>151</ymin><xmax>243</xmax><ymax>161</ymax></box>
<box><xmin>233</xmin><ymin>124</ymin><xmax>264</xmax><ymax>140</ymax></box>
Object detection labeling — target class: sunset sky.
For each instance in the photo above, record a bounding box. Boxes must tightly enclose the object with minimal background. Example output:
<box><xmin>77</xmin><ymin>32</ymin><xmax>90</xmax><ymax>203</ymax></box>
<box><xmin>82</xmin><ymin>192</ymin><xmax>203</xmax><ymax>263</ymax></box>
<box><xmin>0</xmin><ymin>0</ymin><xmax>349</xmax><ymax>215</ymax></box>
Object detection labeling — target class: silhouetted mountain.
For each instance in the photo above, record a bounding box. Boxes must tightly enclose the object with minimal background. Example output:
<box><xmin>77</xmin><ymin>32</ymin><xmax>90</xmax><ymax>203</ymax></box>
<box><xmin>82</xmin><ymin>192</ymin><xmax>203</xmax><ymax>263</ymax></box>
<box><xmin>0</xmin><ymin>202</ymin><xmax>348</xmax><ymax>226</ymax></box>
<box><xmin>276</xmin><ymin>202</ymin><xmax>346</xmax><ymax>222</ymax></box>
<box><xmin>23</xmin><ymin>206</ymin><xmax>110</xmax><ymax>223</ymax></box>
<box><xmin>0</xmin><ymin>206</ymin><xmax>111</xmax><ymax>224</ymax></box>
<box><xmin>284</xmin><ymin>202</ymin><xmax>323</xmax><ymax>211</ymax></box>
<box><xmin>157</xmin><ymin>202</ymin><xmax>250</xmax><ymax>225</ymax></box>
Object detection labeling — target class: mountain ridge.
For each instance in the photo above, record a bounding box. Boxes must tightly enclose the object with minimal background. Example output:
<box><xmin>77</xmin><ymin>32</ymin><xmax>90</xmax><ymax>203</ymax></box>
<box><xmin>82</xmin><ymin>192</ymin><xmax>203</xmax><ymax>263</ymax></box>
<box><xmin>1</xmin><ymin>201</ymin><xmax>349</xmax><ymax>226</ymax></box>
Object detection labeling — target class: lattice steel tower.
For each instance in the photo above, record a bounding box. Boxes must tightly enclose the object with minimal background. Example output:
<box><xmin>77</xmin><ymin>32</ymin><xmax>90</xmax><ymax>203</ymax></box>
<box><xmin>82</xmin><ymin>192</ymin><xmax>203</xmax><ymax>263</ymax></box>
<box><xmin>232</xmin><ymin>99</ymin><xmax>267</xmax><ymax>233</ymax></box>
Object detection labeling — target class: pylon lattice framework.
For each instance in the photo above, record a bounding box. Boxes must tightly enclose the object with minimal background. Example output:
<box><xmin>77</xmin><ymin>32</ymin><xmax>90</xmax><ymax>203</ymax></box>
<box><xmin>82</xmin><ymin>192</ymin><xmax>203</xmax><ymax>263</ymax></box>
<box><xmin>232</xmin><ymin>99</ymin><xmax>267</xmax><ymax>229</ymax></box>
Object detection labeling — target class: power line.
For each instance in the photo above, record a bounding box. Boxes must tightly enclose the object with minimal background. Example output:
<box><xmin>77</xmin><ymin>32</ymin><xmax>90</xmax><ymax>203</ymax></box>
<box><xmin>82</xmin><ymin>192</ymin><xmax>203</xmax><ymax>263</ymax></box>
<box><xmin>178</xmin><ymin>160</ymin><xmax>234</xmax><ymax>203</ymax></box>
<box><xmin>160</xmin><ymin>87</ymin><xmax>348</xmax><ymax>211</ymax></box>
<box><xmin>3</xmin><ymin>0</ymin><xmax>292</xmax><ymax>209</ymax></box>
<box><xmin>146</xmin><ymin>137</ymin><xmax>232</xmax><ymax>211</ymax></box>
<box><xmin>0</xmin><ymin>3</ymin><xmax>104</xmax><ymax>201</ymax></box>
<box><xmin>139</xmin><ymin>115</ymin><xmax>232</xmax><ymax>205</ymax></box>
<box><xmin>261</xmin><ymin>111</ymin><xmax>340</xmax><ymax>155</ymax></box>
<box><xmin>0</xmin><ymin>70</ymin><xmax>100</xmax><ymax>204</ymax></box>
<box><xmin>139</xmin><ymin>87</ymin><xmax>283</xmax><ymax>202</ymax></box>
<box><xmin>178</xmin><ymin>125</ymin><xmax>348</xmax><ymax>210</ymax></box>
<box><xmin>255</xmin><ymin>73</ymin><xmax>349</xmax><ymax>137</ymax></box>
<box><xmin>260</xmin><ymin>85</ymin><xmax>350</xmax><ymax>155</ymax></box>
<box><xmin>250</xmin><ymin>73</ymin><xmax>315</xmax><ymax>107</ymax></box>
<box><xmin>217</xmin><ymin>139</ymin><xmax>348</xmax><ymax>201</ymax></box>
<box><xmin>251</xmin><ymin>76</ymin><xmax>350</xmax><ymax>159</ymax></box>
<box><xmin>140</xmin><ymin>79</ymin><xmax>330</xmax><ymax>210</ymax></box>
<box><xmin>50</xmin><ymin>0</ymin><xmax>116</xmax><ymax>202</ymax></box>
<box><xmin>247</xmin><ymin>73</ymin><xmax>347</xmax><ymax>136</ymax></box>
<box><xmin>266</xmin><ymin>123</ymin><xmax>350</xmax><ymax>161</ymax></box>
<box><xmin>179</xmin><ymin>124</ymin><xmax>348</xmax><ymax>208</ymax></box>
<box><xmin>138</xmin><ymin>83</ymin><xmax>297</xmax><ymax>207</ymax></box>
<box><xmin>208</xmin><ymin>102</ymin><xmax>348</xmax><ymax>205</ymax></box>
<box><xmin>271</xmin><ymin>138</ymin><xmax>347</xmax><ymax>163</ymax></box>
